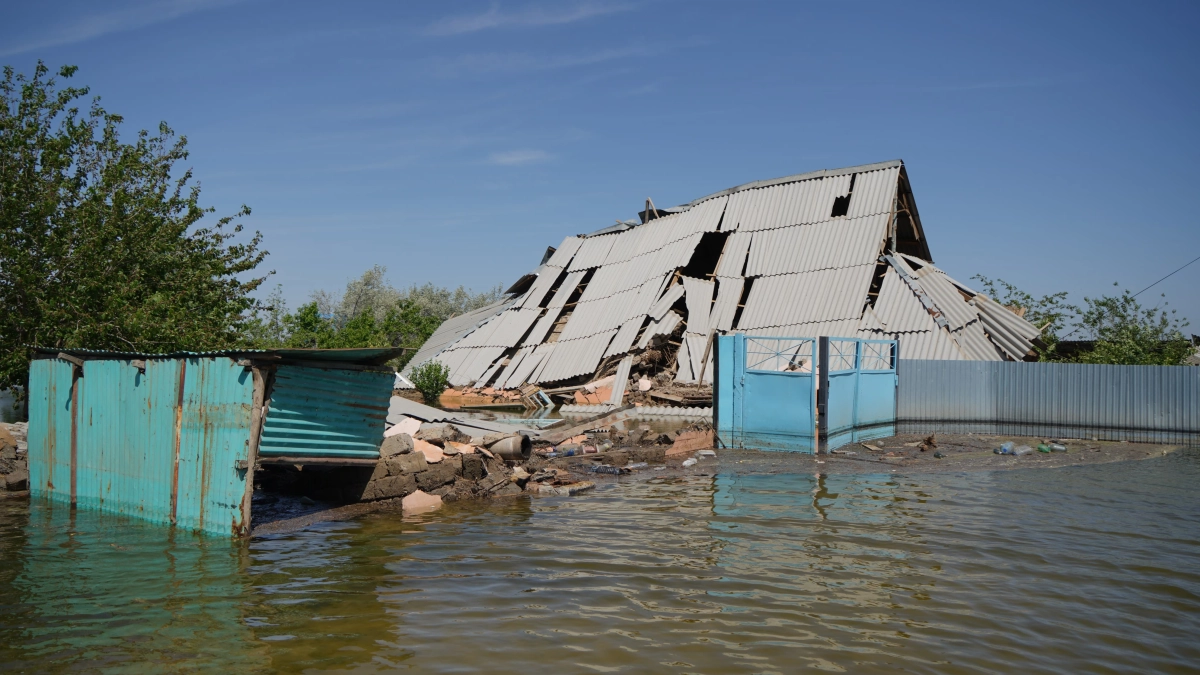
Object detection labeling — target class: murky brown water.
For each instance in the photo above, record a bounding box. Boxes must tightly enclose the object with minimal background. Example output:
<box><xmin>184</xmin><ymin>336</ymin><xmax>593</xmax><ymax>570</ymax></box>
<box><xmin>1</xmin><ymin>451</ymin><xmax>1198</xmax><ymax>673</ymax></box>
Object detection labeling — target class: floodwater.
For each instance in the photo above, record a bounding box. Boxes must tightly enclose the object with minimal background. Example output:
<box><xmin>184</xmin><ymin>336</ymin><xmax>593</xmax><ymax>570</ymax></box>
<box><xmin>1</xmin><ymin>452</ymin><xmax>1198</xmax><ymax>674</ymax></box>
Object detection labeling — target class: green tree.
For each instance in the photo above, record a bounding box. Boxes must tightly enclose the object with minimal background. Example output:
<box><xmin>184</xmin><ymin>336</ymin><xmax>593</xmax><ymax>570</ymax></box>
<box><xmin>1074</xmin><ymin>285</ymin><xmax>1192</xmax><ymax>366</ymax></box>
<box><xmin>250</xmin><ymin>266</ymin><xmax>502</xmax><ymax>369</ymax></box>
<box><xmin>0</xmin><ymin>62</ymin><xmax>269</xmax><ymax>395</ymax></box>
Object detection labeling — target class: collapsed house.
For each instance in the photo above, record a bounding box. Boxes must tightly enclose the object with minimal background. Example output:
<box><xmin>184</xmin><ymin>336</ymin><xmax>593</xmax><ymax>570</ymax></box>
<box><xmin>402</xmin><ymin>160</ymin><xmax>1043</xmax><ymax>393</ymax></box>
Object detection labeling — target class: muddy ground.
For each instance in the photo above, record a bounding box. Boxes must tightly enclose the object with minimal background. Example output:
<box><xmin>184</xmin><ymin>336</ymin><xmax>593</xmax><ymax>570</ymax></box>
<box><xmin>554</xmin><ymin>433</ymin><xmax>1185</xmax><ymax>484</ymax></box>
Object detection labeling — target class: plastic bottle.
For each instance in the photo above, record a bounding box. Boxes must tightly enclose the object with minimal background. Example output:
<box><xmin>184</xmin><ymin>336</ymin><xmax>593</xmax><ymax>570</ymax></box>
<box><xmin>1013</xmin><ymin>445</ymin><xmax>1033</xmax><ymax>456</ymax></box>
<box><xmin>682</xmin><ymin>457</ymin><xmax>698</xmax><ymax>467</ymax></box>
<box><xmin>995</xmin><ymin>441</ymin><xmax>1015</xmax><ymax>455</ymax></box>
<box><xmin>1037</xmin><ymin>444</ymin><xmax>1052</xmax><ymax>453</ymax></box>
<box><xmin>1050</xmin><ymin>443</ymin><xmax>1067</xmax><ymax>452</ymax></box>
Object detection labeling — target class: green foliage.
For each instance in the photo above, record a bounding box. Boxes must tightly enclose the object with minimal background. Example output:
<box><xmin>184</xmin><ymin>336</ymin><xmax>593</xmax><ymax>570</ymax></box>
<box><xmin>247</xmin><ymin>266</ymin><xmax>503</xmax><ymax>370</ymax></box>
<box><xmin>0</xmin><ymin>62</ymin><xmax>268</xmax><ymax>394</ymax></box>
<box><xmin>1074</xmin><ymin>285</ymin><xmax>1192</xmax><ymax>366</ymax></box>
<box><xmin>409</xmin><ymin>360</ymin><xmax>450</xmax><ymax>404</ymax></box>
<box><xmin>972</xmin><ymin>276</ymin><xmax>1193</xmax><ymax>366</ymax></box>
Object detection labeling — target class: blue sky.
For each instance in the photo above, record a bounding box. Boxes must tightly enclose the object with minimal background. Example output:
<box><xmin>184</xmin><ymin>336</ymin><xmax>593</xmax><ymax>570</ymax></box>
<box><xmin>4</xmin><ymin>0</ymin><xmax>1199</xmax><ymax>330</ymax></box>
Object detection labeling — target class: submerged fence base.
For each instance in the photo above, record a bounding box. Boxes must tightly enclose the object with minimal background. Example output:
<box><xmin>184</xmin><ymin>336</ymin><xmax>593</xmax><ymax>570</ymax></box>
<box><xmin>897</xmin><ymin>360</ymin><xmax>1200</xmax><ymax>445</ymax></box>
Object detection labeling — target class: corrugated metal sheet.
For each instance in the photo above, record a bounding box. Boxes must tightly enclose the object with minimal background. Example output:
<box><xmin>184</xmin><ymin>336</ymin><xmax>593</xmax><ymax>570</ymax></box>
<box><xmin>711</xmin><ymin>278</ymin><xmax>744</xmax><ymax>331</ymax></box>
<box><xmin>914</xmin><ymin>267</ymin><xmax>977</xmax><ymax>330</ymax></box>
<box><xmin>567</xmin><ymin>234</ymin><xmax>618</xmax><ymax>271</ymax></box>
<box><xmin>951</xmin><ymin>320</ymin><xmax>1003</xmax><ymax>361</ymax></box>
<box><xmin>544</xmin><ymin>236</ymin><xmax>584</xmax><ymax>268</ymax></box>
<box><xmin>682</xmin><ymin>276</ymin><xmax>714</xmax><ymax>335</ymax></box>
<box><xmin>872</xmin><ymin>268</ymin><xmax>940</xmax><ymax>333</ymax></box>
<box><xmin>743</xmin><ymin>214</ymin><xmax>888</xmax><ymax>277</ymax></box>
<box><xmin>737</xmin><ymin>265</ymin><xmax>874</xmax><ymax>329</ymax></box>
<box><xmin>845</xmin><ymin>165</ymin><xmax>900</xmax><ymax>219</ymax></box>
<box><xmin>975</xmin><ymin>295</ymin><xmax>1040</xmax><ymax>360</ymax></box>
<box><xmin>402</xmin><ymin>299</ymin><xmax>510</xmax><ymax>374</ymax></box>
<box><xmin>714</xmin><ymin>231</ymin><xmax>752</xmax><ymax>278</ymax></box>
<box><xmin>28</xmin><ymin>355</ymin><xmax>256</xmax><ymax>537</ymax></box>
<box><xmin>258</xmin><ymin>365</ymin><xmax>392</xmax><ymax>459</ymax></box>
<box><xmin>519</xmin><ymin>268</ymin><xmax>565</xmax><ymax>309</ymax></box>
<box><xmin>738</xmin><ymin>319</ymin><xmax>862</xmax><ymax>339</ymax></box>
<box><xmin>897</xmin><ymin>359</ymin><xmax>1200</xmax><ymax>443</ymax></box>
<box><xmin>608</xmin><ymin>356</ymin><xmax>633</xmax><ymax>404</ymax></box>
<box><xmin>637</xmin><ymin>311</ymin><xmax>682</xmax><ymax>348</ymax></box>
<box><xmin>724</xmin><ymin>173</ymin><xmax>852</xmax><ymax>231</ymax></box>
<box><xmin>535</xmin><ymin>331</ymin><xmax>615</xmax><ymax>383</ymax></box>
<box><xmin>605</xmin><ymin>315</ymin><xmax>645</xmax><ymax>359</ymax></box>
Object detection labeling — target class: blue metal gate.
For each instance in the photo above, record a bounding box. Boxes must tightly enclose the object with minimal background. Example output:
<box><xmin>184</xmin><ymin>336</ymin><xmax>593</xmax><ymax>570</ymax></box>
<box><xmin>715</xmin><ymin>334</ymin><xmax>817</xmax><ymax>451</ymax></box>
<box><xmin>823</xmin><ymin>338</ymin><xmax>899</xmax><ymax>450</ymax></box>
<box><xmin>716</xmin><ymin>334</ymin><xmax>897</xmax><ymax>453</ymax></box>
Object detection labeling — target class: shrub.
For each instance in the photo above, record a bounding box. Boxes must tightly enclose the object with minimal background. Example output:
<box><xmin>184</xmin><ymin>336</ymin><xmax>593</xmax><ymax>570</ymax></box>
<box><xmin>409</xmin><ymin>360</ymin><xmax>450</xmax><ymax>404</ymax></box>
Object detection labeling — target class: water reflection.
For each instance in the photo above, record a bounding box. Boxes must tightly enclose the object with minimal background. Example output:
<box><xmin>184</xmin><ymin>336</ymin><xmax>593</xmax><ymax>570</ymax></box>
<box><xmin>0</xmin><ymin>453</ymin><xmax>1197</xmax><ymax>673</ymax></box>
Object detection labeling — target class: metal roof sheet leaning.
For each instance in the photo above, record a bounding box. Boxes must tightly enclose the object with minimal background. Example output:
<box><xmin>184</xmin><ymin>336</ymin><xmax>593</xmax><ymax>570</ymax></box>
<box><xmin>412</xmin><ymin>160</ymin><xmax>1044</xmax><ymax>392</ymax></box>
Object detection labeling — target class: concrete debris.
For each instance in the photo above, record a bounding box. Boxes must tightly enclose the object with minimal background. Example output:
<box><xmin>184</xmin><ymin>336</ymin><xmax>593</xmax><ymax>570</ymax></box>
<box><xmin>402</xmin><ymin>490</ymin><xmax>443</xmax><ymax>513</ymax></box>
<box><xmin>415</xmin><ymin>424</ymin><xmax>471</xmax><ymax>447</ymax></box>
<box><xmin>385</xmin><ymin>416</ymin><xmax>422</xmax><ymax>438</ymax></box>
<box><xmin>414</xmin><ymin>439</ymin><xmax>445</xmax><ymax>464</ymax></box>
<box><xmin>380</xmin><ymin>433</ymin><xmax>414</xmax><ymax>458</ymax></box>
<box><xmin>666</xmin><ymin>423</ymin><xmax>715</xmax><ymax>457</ymax></box>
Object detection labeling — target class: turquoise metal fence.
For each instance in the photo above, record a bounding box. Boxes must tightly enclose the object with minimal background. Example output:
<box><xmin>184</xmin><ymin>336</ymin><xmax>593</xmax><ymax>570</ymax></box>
<box><xmin>824</xmin><ymin>337</ymin><xmax>898</xmax><ymax>450</ymax></box>
<box><xmin>26</xmin><ymin>348</ymin><xmax>401</xmax><ymax>536</ymax></box>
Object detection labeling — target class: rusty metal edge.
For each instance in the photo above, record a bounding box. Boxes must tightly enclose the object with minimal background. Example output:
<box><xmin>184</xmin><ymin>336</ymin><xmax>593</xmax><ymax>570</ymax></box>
<box><xmin>69</xmin><ymin>368</ymin><xmax>79</xmax><ymax>508</ymax></box>
<box><xmin>237</xmin><ymin>366</ymin><xmax>272</xmax><ymax>537</ymax></box>
<box><xmin>170</xmin><ymin>360</ymin><xmax>186</xmax><ymax>526</ymax></box>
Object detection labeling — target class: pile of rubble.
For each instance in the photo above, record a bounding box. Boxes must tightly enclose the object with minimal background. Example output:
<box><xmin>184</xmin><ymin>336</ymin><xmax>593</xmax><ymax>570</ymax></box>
<box><xmin>0</xmin><ymin>422</ymin><xmax>28</xmax><ymax>492</ymax></box>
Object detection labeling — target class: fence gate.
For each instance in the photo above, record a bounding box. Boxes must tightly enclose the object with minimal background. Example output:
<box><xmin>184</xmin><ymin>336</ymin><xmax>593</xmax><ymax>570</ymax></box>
<box><xmin>716</xmin><ymin>335</ymin><xmax>898</xmax><ymax>453</ymax></box>
<box><xmin>715</xmin><ymin>335</ymin><xmax>818</xmax><ymax>452</ymax></box>
<box><xmin>821</xmin><ymin>337</ymin><xmax>899</xmax><ymax>450</ymax></box>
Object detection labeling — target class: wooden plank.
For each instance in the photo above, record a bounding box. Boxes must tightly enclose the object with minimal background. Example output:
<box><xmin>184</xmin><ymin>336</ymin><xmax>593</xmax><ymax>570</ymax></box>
<box><xmin>540</xmin><ymin>405</ymin><xmax>635</xmax><ymax>445</ymax></box>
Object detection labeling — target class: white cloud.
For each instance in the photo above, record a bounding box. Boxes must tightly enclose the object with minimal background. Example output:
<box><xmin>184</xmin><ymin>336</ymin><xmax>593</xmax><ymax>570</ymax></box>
<box><xmin>487</xmin><ymin>149</ymin><xmax>553</xmax><ymax>165</ymax></box>
<box><xmin>426</xmin><ymin>2</ymin><xmax>632</xmax><ymax>36</ymax></box>
<box><xmin>1</xmin><ymin>0</ymin><xmax>242</xmax><ymax>57</ymax></box>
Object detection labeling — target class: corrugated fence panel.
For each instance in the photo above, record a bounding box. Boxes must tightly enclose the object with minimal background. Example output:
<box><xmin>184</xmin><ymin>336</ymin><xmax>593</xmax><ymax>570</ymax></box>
<box><xmin>175</xmin><ymin>357</ymin><xmax>255</xmax><ymax>535</ymax></box>
<box><xmin>897</xmin><ymin>360</ymin><xmax>1200</xmax><ymax>443</ymax></box>
<box><xmin>259</xmin><ymin>365</ymin><xmax>393</xmax><ymax>459</ymax></box>
<box><xmin>28</xmin><ymin>358</ymin><xmax>73</xmax><ymax>503</ymax></box>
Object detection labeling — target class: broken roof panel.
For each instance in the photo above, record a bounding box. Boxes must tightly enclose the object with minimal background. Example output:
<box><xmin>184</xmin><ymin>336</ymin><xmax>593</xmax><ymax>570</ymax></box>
<box><xmin>736</xmin><ymin>265</ymin><xmax>875</xmax><ymax>329</ymax></box>
<box><xmin>402</xmin><ymin>299</ymin><xmax>510</xmax><ymax>374</ymax></box>
<box><xmin>913</xmin><ymin>266</ymin><xmax>978</xmax><ymax>331</ymax></box>
<box><xmin>710</xmin><ymin>278</ymin><xmax>744</xmax><ymax>332</ymax></box>
<box><xmin>845</xmin><ymin>165</ymin><xmax>901</xmax><ymax>219</ymax></box>
<box><xmin>743</xmin><ymin>213</ymin><xmax>888</xmax><ymax>277</ymax></box>
<box><xmin>714</xmin><ymin>231</ymin><xmax>752</xmax><ymax>278</ymax></box>
<box><xmin>567</xmin><ymin>234</ymin><xmax>618</xmax><ymax>271</ymax></box>
<box><xmin>535</xmin><ymin>331</ymin><xmax>615</xmax><ymax>383</ymax></box>
<box><xmin>872</xmin><ymin>267</ymin><xmax>941</xmax><ymax>333</ymax></box>
<box><xmin>543</xmin><ymin>236</ymin><xmax>584</xmax><ymax>268</ymax></box>
<box><xmin>682</xmin><ymin>276</ymin><xmax>715</xmax><ymax>335</ymax></box>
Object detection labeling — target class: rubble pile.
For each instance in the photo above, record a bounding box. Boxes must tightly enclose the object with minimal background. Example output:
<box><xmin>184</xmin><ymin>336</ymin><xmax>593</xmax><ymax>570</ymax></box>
<box><xmin>0</xmin><ymin>422</ymin><xmax>28</xmax><ymax>492</ymax></box>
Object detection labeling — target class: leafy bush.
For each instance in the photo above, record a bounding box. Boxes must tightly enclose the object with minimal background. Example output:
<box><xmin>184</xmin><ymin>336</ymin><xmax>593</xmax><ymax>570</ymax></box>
<box><xmin>409</xmin><ymin>360</ymin><xmax>450</xmax><ymax>404</ymax></box>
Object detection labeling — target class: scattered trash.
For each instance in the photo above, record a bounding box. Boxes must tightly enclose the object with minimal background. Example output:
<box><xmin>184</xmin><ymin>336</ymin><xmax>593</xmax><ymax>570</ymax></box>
<box><xmin>682</xmin><ymin>458</ymin><xmax>698</xmax><ymax>468</ymax></box>
<box><xmin>1051</xmin><ymin>443</ymin><xmax>1067</xmax><ymax>452</ymax></box>
<box><xmin>626</xmin><ymin>462</ymin><xmax>648</xmax><ymax>469</ymax></box>
<box><xmin>1013</xmin><ymin>445</ymin><xmax>1033</xmax><ymax>456</ymax></box>
<box><xmin>695</xmin><ymin>449</ymin><xmax>716</xmax><ymax>458</ymax></box>
<box><xmin>994</xmin><ymin>441</ymin><xmax>1015</xmax><ymax>455</ymax></box>
<box><xmin>831</xmin><ymin>449</ymin><xmax>857</xmax><ymax>456</ymax></box>
<box><xmin>933</xmin><ymin>451</ymin><xmax>945</xmax><ymax>459</ymax></box>
<box><xmin>903</xmin><ymin>441</ymin><xmax>922</xmax><ymax>447</ymax></box>
<box><xmin>1037</xmin><ymin>444</ymin><xmax>1052</xmax><ymax>453</ymax></box>
<box><xmin>588</xmin><ymin>464</ymin><xmax>630</xmax><ymax>475</ymax></box>
<box><xmin>861</xmin><ymin>443</ymin><xmax>883</xmax><ymax>451</ymax></box>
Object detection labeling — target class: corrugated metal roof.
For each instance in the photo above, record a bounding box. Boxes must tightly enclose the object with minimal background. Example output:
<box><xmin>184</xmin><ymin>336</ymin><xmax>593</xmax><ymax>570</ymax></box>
<box><xmin>36</xmin><ymin>346</ymin><xmax>405</xmax><ymax>365</ymax></box>
<box><xmin>725</xmin><ymin>173</ymin><xmax>852</xmax><ymax>232</ymax></box>
<box><xmin>402</xmin><ymin>299</ymin><xmax>510</xmax><ymax>373</ymax></box>
<box><xmin>544</xmin><ymin>236</ymin><xmax>584</xmax><ymax>268</ymax></box>
<box><xmin>913</xmin><ymin>266</ymin><xmax>978</xmax><ymax>330</ymax></box>
<box><xmin>608</xmin><ymin>356</ymin><xmax>633</xmax><ymax>404</ymax></box>
<box><xmin>669</xmin><ymin>160</ymin><xmax>903</xmax><ymax>213</ymax></box>
<box><xmin>872</xmin><ymin>268</ymin><xmax>940</xmax><ymax>333</ymax></box>
<box><xmin>743</xmin><ymin>214</ymin><xmax>888</xmax><ymax>277</ymax></box>
<box><xmin>736</xmin><ymin>265</ymin><xmax>874</xmax><ymax>329</ymax></box>
<box><xmin>567</xmin><ymin>233</ymin><xmax>618</xmax><ymax>271</ymax></box>
<box><xmin>739</xmin><ymin>318</ymin><xmax>862</xmax><ymax>339</ymax></box>
<box><xmin>860</xmin><ymin>327</ymin><xmax>966</xmax><ymax>360</ymax></box>
<box><xmin>951</xmin><ymin>320</ymin><xmax>1004</xmax><ymax>361</ymax></box>
<box><xmin>648</xmin><ymin>282</ymin><xmax>685</xmax><ymax>321</ymax></box>
<box><xmin>975</xmin><ymin>295</ymin><xmax>1038</xmax><ymax>360</ymax></box>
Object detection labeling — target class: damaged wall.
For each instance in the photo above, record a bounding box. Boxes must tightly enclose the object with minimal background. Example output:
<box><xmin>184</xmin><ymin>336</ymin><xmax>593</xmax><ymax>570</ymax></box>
<box><xmin>403</xmin><ymin>160</ymin><xmax>1044</xmax><ymax>390</ymax></box>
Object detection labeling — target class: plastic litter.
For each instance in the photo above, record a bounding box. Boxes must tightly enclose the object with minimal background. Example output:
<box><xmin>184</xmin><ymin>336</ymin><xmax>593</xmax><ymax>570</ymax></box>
<box><xmin>1013</xmin><ymin>445</ymin><xmax>1033</xmax><ymax>456</ymax></box>
<box><xmin>933</xmin><ymin>451</ymin><xmax>945</xmax><ymax>459</ymax></box>
<box><xmin>1038</xmin><ymin>444</ymin><xmax>1052</xmax><ymax>453</ymax></box>
<box><xmin>625</xmin><ymin>462</ymin><xmax>648</xmax><ymax>469</ymax></box>
<box><xmin>695</xmin><ymin>449</ymin><xmax>716</xmax><ymax>458</ymax></box>
<box><xmin>589</xmin><ymin>464</ymin><xmax>630</xmax><ymax>475</ymax></box>
<box><xmin>1051</xmin><ymin>443</ymin><xmax>1067</xmax><ymax>452</ymax></box>
<box><xmin>994</xmin><ymin>441</ymin><xmax>1015</xmax><ymax>455</ymax></box>
<box><xmin>682</xmin><ymin>458</ymin><xmax>698</xmax><ymax>468</ymax></box>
